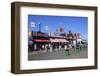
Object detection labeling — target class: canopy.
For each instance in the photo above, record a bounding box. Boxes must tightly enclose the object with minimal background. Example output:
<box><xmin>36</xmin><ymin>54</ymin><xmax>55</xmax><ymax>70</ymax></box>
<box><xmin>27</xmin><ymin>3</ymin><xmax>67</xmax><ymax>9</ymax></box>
<box><xmin>50</xmin><ymin>38</ymin><xmax>68</xmax><ymax>43</ymax></box>
<box><xmin>33</xmin><ymin>39</ymin><xmax>49</xmax><ymax>42</ymax></box>
<box><xmin>59</xmin><ymin>39</ymin><xmax>68</xmax><ymax>42</ymax></box>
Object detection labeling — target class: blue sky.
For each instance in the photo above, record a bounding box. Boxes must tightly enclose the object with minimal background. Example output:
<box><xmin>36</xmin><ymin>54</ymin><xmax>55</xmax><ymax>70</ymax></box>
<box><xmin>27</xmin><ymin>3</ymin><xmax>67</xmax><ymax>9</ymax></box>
<box><xmin>28</xmin><ymin>15</ymin><xmax>88</xmax><ymax>40</ymax></box>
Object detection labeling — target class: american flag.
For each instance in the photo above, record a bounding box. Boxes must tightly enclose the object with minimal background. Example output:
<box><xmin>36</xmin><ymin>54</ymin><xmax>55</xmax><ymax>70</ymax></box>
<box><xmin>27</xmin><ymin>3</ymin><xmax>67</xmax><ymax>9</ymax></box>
<box><xmin>30</xmin><ymin>22</ymin><xmax>36</xmax><ymax>27</ymax></box>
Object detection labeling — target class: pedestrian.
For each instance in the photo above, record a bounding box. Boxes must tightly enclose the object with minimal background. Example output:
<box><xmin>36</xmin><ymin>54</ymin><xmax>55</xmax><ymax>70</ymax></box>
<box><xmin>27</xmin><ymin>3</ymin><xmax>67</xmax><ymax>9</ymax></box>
<box><xmin>65</xmin><ymin>49</ymin><xmax>70</xmax><ymax>56</ymax></box>
<box><xmin>64</xmin><ymin>44</ymin><xmax>70</xmax><ymax>56</ymax></box>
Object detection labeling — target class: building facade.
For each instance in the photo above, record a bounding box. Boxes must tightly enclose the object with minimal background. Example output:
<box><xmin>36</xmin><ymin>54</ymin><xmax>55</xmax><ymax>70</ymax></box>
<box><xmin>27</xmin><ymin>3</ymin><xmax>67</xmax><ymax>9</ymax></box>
<box><xmin>28</xmin><ymin>30</ymin><xmax>82</xmax><ymax>52</ymax></box>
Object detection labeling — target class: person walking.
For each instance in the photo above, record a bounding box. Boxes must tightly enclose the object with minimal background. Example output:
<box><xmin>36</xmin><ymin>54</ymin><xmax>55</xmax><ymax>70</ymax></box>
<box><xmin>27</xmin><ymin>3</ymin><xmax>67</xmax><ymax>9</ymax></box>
<box><xmin>64</xmin><ymin>43</ymin><xmax>70</xmax><ymax>56</ymax></box>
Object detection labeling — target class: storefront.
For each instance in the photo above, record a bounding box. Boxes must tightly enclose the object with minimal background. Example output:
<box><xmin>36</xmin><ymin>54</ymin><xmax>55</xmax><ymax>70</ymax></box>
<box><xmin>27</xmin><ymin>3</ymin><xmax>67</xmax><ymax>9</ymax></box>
<box><xmin>32</xmin><ymin>36</ymin><xmax>50</xmax><ymax>51</ymax></box>
<box><xmin>28</xmin><ymin>31</ymin><xmax>50</xmax><ymax>51</ymax></box>
<box><xmin>49</xmin><ymin>38</ymin><xmax>68</xmax><ymax>52</ymax></box>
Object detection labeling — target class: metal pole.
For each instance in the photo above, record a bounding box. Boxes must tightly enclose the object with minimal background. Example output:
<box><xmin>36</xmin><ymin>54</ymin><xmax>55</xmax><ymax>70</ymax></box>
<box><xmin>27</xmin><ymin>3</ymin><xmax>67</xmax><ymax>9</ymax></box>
<box><xmin>39</xmin><ymin>22</ymin><xmax>41</xmax><ymax>32</ymax></box>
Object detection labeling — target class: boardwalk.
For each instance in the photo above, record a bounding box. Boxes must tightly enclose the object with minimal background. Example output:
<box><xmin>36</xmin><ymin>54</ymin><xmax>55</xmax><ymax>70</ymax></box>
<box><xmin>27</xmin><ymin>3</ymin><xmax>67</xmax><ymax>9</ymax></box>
<box><xmin>28</xmin><ymin>48</ymin><xmax>88</xmax><ymax>61</ymax></box>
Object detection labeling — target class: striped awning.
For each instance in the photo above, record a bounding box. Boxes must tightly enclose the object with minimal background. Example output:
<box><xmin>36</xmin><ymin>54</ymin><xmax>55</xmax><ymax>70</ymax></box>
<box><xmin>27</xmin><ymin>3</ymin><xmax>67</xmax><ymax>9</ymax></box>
<box><xmin>50</xmin><ymin>38</ymin><xmax>68</xmax><ymax>43</ymax></box>
<box><xmin>59</xmin><ymin>39</ymin><xmax>68</xmax><ymax>42</ymax></box>
<box><xmin>33</xmin><ymin>39</ymin><xmax>49</xmax><ymax>42</ymax></box>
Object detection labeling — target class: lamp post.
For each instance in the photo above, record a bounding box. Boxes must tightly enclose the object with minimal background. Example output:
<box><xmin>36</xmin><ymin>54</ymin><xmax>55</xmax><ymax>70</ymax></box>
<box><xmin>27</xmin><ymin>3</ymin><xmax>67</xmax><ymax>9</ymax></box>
<box><xmin>38</xmin><ymin>22</ymin><xmax>41</xmax><ymax>32</ymax></box>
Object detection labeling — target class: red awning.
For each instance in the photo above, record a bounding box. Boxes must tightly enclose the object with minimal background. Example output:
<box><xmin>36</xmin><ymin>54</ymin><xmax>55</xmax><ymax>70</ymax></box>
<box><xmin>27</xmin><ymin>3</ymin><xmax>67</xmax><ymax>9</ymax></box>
<box><xmin>33</xmin><ymin>39</ymin><xmax>49</xmax><ymax>42</ymax></box>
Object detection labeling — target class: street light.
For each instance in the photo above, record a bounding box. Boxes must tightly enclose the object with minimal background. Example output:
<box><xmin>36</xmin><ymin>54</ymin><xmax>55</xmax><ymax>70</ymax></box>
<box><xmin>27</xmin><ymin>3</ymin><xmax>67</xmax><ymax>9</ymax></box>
<box><xmin>38</xmin><ymin>22</ymin><xmax>41</xmax><ymax>32</ymax></box>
